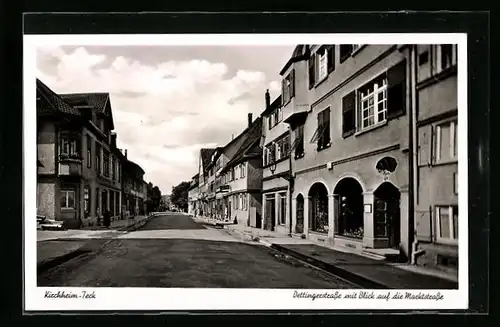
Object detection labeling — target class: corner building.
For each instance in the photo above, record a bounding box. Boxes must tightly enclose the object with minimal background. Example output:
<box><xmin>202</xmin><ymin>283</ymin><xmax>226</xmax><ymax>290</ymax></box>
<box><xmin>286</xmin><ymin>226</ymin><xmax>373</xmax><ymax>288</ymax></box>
<box><xmin>286</xmin><ymin>44</ymin><xmax>412</xmax><ymax>259</ymax></box>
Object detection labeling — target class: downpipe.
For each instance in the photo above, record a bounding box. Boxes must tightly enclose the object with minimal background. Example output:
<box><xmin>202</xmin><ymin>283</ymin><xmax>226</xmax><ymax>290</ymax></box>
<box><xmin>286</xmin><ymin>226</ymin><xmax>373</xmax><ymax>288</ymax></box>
<box><xmin>409</xmin><ymin>44</ymin><xmax>420</xmax><ymax>265</ymax></box>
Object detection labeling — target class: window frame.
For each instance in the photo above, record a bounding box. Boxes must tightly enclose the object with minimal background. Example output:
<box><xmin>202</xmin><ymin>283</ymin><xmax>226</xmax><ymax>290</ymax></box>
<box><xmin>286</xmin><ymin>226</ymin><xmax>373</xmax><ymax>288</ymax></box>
<box><xmin>278</xmin><ymin>192</ymin><xmax>287</xmax><ymax>225</ymax></box>
<box><xmin>61</xmin><ymin>189</ymin><xmax>76</xmax><ymax>210</ymax></box>
<box><xmin>434</xmin><ymin>44</ymin><xmax>457</xmax><ymax>75</ymax></box>
<box><xmin>434</xmin><ymin>119</ymin><xmax>458</xmax><ymax>164</ymax></box>
<box><xmin>356</xmin><ymin>73</ymin><xmax>389</xmax><ymax>132</ymax></box>
<box><xmin>435</xmin><ymin>205</ymin><xmax>458</xmax><ymax>245</ymax></box>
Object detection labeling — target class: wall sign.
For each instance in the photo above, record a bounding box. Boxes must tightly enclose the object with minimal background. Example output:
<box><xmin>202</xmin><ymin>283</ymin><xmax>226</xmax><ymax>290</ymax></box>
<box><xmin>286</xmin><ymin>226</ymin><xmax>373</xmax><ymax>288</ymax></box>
<box><xmin>364</xmin><ymin>204</ymin><xmax>372</xmax><ymax>213</ymax></box>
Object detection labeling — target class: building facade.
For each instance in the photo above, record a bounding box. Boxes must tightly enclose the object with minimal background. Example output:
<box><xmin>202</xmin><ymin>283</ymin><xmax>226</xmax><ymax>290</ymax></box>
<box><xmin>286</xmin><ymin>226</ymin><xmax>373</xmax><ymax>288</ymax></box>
<box><xmin>284</xmin><ymin>44</ymin><xmax>412</xmax><ymax>259</ymax></box>
<box><xmin>218</xmin><ymin>115</ymin><xmax>263</xmax><ymax>227</ymax></box>
<box><xmin>413</xmin><ymin>44</ymin><xmax>458</xmax><ymax>272</ymax></box>
<box><xmin>188</xmin><ymin>174</ymin><xmax>200</xmax><ymax>215</ymax></box>
<box><xmin>122</xmin><ymin>158</ymin><xmax>147</xmax><ymax>218</ymax></box>
<box><xmin>37</xmin><ymin>79</ymin><xmax>125</xmax><ymax>228</ymax></box>
<box><xmin>261</xmin><ymin>91</ymin><xmax>292</xmax><ymax>234</ymax></box>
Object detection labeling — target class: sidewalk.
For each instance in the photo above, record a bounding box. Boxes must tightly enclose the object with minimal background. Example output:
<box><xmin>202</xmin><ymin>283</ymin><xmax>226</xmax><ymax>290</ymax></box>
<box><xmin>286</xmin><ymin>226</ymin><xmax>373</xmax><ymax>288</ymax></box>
<box><xmin>37</xmin><ymin>213</ymin><xmax>158</xmax><ymax>273</ymax></box>
<box><xmin>79</xmin><ymin>215</ymin><xmax>149</xmax><ymax>231</ymax></box>
<box><xmin>194</xmin><ymin>216</ymin><xmax>458</xmax><ymax>289</ymax></box>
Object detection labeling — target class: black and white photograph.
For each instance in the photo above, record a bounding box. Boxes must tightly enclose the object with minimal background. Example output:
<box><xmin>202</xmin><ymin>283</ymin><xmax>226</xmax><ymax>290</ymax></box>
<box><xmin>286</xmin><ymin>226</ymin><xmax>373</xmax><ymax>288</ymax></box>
<box><xmin>24</xmin><ymin>32</ymin><xmax>468</xmax><ymax>311</ymax></box>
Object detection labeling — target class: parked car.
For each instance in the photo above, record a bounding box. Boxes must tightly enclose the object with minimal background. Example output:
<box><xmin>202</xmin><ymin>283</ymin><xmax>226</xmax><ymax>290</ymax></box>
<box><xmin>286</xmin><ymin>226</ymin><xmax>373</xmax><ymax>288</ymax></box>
<box><xmin>37</xmin><ymin>215</ymin><xmax>64</xmax><ymax>231</ymax></box>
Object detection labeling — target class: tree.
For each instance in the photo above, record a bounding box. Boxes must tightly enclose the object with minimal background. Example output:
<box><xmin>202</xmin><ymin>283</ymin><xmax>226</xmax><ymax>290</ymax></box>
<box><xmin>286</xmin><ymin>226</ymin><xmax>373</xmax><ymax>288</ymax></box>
<box><xmin>145</xmin><ymin>182</ymin><xmax>162</xmax><ymax>213</ymax></box>
<box><xmin>171</xmin><ymin>181</ymin><xmax>191</xmax><ymax>212</ymax></box>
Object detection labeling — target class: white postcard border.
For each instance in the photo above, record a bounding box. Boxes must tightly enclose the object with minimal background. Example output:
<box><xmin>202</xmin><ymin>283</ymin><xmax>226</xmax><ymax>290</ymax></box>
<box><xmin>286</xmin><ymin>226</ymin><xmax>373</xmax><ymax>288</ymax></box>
<box><xmin>24</xmin><ymin>33</ymin><xmax>468</xmax><ymax>311</ymax></box>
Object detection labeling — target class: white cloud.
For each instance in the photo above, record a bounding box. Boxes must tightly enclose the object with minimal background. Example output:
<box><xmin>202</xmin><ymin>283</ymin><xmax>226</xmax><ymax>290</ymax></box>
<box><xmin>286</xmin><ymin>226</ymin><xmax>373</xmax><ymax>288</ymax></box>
<box><xmin>36</xmin><ymin>45</ymin><xmax>278</xmax><ymax>193</ymax></box>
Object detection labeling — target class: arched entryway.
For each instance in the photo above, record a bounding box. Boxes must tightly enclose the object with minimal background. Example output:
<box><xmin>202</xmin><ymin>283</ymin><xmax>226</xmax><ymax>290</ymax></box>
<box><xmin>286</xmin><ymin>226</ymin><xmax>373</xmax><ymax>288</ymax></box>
<box><xmin>334</xmin><ymin>178</ymin><xmax>364</xmax><ymax>239</ymax></box>
<box><xmin>295</xmin><ymin>194</ymin><xmax>304</xmax><ymax>234</ymax></box>
<box><xmin>308</xmin><ymin>183</ymin><xmax>329</xmax><ymax>234</ymax></box>
<box><xmin>373</xmin><ymin>182</ymin><xmax>401</xmax><ymax>249</ymax></box>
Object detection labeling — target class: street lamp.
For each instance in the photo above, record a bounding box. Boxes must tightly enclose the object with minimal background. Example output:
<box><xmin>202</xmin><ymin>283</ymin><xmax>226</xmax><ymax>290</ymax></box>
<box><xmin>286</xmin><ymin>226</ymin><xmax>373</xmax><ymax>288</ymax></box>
<box><xmin>269</xmin><ymin>162</ymin><xmax>277</xmax><ymax>175</ymax></box>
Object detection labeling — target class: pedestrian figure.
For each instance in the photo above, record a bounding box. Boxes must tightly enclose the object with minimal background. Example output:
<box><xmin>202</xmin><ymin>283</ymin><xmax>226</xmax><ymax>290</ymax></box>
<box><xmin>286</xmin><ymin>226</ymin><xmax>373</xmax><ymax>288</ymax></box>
<box><xmin>103</xmin><ymin>210</ymin><xmax>111</xmax><ymax>228</ymax></box>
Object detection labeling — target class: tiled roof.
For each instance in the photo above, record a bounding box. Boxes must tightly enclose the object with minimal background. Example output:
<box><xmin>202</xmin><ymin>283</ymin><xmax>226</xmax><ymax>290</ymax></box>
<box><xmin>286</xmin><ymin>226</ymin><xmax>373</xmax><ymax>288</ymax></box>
<box><xmin>222</xmin><ymin>117</ymin><xmax>262</xmax><ymax>171</ymax></box>
<box><xmin>36</xmin><ymin>79</ymin><xmax>81</xmax><ymax>116</ymax></box>
<box><xmin>59</xmin><ymin>93</ymin><xmax>109</xmax><ymax>113</ymax></box>
<box><xmin>200</xmin><ymin>148</ymin><xmax>216</xmax><ymax>172</ymax></box>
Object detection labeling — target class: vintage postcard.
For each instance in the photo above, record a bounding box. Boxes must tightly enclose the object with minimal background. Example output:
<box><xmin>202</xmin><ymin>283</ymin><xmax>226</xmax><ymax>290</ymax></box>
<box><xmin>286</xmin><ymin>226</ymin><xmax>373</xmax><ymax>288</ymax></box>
<box><xmin>24</xmin><ymin>33</ymin><xmax>468</xmax><ymax>311</ymax></box>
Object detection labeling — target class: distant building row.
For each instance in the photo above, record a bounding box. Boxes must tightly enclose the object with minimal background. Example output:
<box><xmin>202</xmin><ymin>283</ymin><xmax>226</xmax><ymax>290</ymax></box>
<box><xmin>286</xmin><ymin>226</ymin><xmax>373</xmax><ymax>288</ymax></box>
<box><xmin>36</xmin><ymin>79</ymin><xmax>150</xmax><ymax>228</ymax></box>
<box><xmin>187</xmin><ymin>44</ymin><xmax>458</xmax><ymax>273</ymax></box>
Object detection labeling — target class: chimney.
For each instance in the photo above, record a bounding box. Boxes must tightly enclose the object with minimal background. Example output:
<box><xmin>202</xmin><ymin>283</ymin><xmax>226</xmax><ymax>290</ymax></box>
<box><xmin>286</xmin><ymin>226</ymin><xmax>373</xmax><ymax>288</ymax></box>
<box><xmin>232</xmin><ymin>134</ymin><xmax>234</xmax><ymax>140</ymax></box>
<box><xmin>248</xmin><ymin>113</ymin><xmax>253</xmax><ymax>128</ymax></box>
<box><xmin>265</xmin><ymin>89</ymin><xmax>270</xmax><ymax>108</ymax></box>
<box><xmin>125</xmin><ymin>149</ymin><xmax>128</xmax><ymax>159</ymax></box>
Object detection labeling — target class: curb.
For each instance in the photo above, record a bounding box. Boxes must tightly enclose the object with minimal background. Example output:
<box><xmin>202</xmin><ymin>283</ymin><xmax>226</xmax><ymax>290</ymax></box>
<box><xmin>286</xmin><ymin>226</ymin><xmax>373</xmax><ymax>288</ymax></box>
<box><xmin>37</xmin><ymin>248</ymin><xmax>92</xmax><ymax>275</ymax></box>
<box><xmin>118</xmin><ymin>214</ymin><xmax>157</xmax><ymax>232</ymax></box>
<box><xmin>270</xmin><ymin>243</ymin><xmax>389</xmax><ymax>289</ymax></box>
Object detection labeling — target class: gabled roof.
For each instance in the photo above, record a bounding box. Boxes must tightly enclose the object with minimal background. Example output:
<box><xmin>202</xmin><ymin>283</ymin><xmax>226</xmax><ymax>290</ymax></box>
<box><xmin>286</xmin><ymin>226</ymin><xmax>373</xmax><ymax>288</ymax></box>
<box><xmin>59</xmin><ymin>92</ymin><xmax>114</xmax><ymax>130</ymax></box>
<box><xmin>200</xmin><ymin>148</ymin><xmax>216</xmax><ymax>173</ymax></box>
<box><xmin>221</xmin><ymin>117</ymin><xmax>262</xmax><ymax>173</ymax></box>
<box><xmin>279</xmin><ymin>44</ymin><xmax>310</xmax><ymax>76</ymax></box>
<box><xmin>36</xmin><ymin>79</ymin><xmax>81</xmax><ymax>116</ymax></box>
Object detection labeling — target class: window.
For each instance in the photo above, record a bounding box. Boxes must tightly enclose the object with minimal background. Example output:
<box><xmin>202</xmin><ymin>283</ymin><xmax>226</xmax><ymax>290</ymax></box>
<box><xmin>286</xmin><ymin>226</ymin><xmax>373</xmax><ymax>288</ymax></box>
<box><xmin>265</xmin><ymin>143</ymin><xmax>276</xmax><ymax>165</ymax></box>
<box><xmin>436</xmin><ymin>205</ymin><xmax>458</xmax><ymax>243</ymax></box>
<box><xmin>240</xmin><ymin>164</ymin><xmax>246</xmax><ymax>178</ymax></box>
<box><xmin>84</xmin><ymin>186</ymin><xmax>90</xmax><ymax>216</ymax></box>
<box><xmin>311</xmin><ymin>108</ymin><xmax>331</xmax><ymax>150</ymax></box>
<box><xmin>96</xmin><ymin>144</ymin><xmax>101</xmax><ymax>173</ymax></box>
<box><xmin>117</xmin><ymin>163</ymin><xmax>121</xmax><ymax>182</ymax></box>
<box><xmin>359</xmin><ymin>74</ymin><xmax>388</xmax><ymax>129</ymax></box>
<box><xmin>110</xmin><ymin>156</ymin><xmax>115</xmax><ymax>180</ymax></box>
<box><xmin>103</xmin><ymin>151</ymin><xmax>110</xmax><ymax>177</ymax></box>
<box><xmin>293</xmin><ymin>125</ymin><xmax>305</xmax><ymax>159</ymax></box>
<box><xmin>60</xmin><ymin>189</ymin><xmax>75</xmax><ymax>209</ymax></box>
<box><xmin>59</xmin><ymin>137</ymin><xmax>77</xmax><ymax>155</ymax></box>
<box><xmin>309</xmin><ymin>45</ymin><xmax>335</xmax><ymax>88</ymax></box>
<box><xmin>239</xmin><ymin>194</ymin><xmax>243</xmax><ymax>210</ymax></box>
<box><xmin>352</xmin><ymin>44</ymin><xmax>363</xmax><ymax>53</ymax></box>
<box><xmin>340</xmin><ymin>44</ymin><xmax>353</xmax><ymax>63</ymax></box>
<box><xmin>342</xmin><ymin>59</ymin><xmax>406</xmax><ymax>137</ymax></box>
<box><xmin>419</xmin><ymin>51</ymin><xmax>429</xmax><ymax>65</ymax></box>
<box><xmin>435</xmin><ymin>120</ymin><xmax>457</xmax><ymax>163</ymax></box>
<box><xmin>278</xmin><ymin>192</ymin><xmax>287</xmax><ymax>225</ymax></box>
<box><xmin>235</xmin><ymin>166</ymin><xmax>239</xmax><ymax>179</ymax></box>
<box><xmin>268</xmin><ymin>107</ymin><xmax>282</xmax><ymax>129</ymax></box>
<box><xmin>318</xmin><ymin>50</ymin><xmax>328</xmax><ymax>81</ymax></box>
<box><xmin>282</xmin><ymin>70</ymin><xmax>295</xmax><ymax>104</ymax></box>
<box><xmin>439</xmin><ymin>44</ymin><xmax>456</xmax><ymax>71</ymax></box>
<box><xmin>275</xmin><ymin>133</ymin><xmax>291</xmax><ymax>161</ymax></box>
<box><xmin>86</xmin><ymin>135</ymin><xmax>92</xmax><ymax>168</ymax></box>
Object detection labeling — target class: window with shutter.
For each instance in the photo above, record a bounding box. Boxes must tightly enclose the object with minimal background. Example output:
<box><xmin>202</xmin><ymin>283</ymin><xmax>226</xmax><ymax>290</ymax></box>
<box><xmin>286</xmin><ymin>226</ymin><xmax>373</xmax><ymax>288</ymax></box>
<box><xmin>340</xmin><ymin>45</ymin><xmax>353</xmax><ymax>63</ymax></box>
<box><xmin>327</xmin><ymin>45</ymin><xmax>335</xmax><ymax>73</ymax></box>
<box><xmin>387</xmin><ymin>59</ymin><xmax>407</xmax><ymax>119</ymax></box>
<box><xmin>317</xmin><ymin>47</ymin><xmax>328</xmax><ymax>82</ymax></box>
<box><xmin>342</xmin><ymin>91</ymin><xmax>356</xmax><ymax>138</ymax></box>
<box><xmin>308</xmin><ymin>53</ymin><xmax>316</xmax><ymax>89</ymax></box>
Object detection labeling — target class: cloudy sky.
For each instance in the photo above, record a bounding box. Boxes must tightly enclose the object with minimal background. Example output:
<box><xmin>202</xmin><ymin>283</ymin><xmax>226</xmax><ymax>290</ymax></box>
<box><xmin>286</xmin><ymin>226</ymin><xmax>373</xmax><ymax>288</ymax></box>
<box><xmin>36</xmin><ymin>45</ymin><xmax>295</xmax><ymax>194</ymax></box>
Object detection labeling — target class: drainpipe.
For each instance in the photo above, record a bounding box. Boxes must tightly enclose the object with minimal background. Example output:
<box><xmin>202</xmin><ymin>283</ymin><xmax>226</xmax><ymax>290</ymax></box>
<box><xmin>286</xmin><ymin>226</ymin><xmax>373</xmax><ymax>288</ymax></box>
<box><xmin>288</xmin><ymin>153</ymin><xmax>294</xmax><ymax>235</ymax></box>
<box><xmin>409</xmin><ymin>44</ymin><xmax>418</xmax><ymax>264</ymax></box>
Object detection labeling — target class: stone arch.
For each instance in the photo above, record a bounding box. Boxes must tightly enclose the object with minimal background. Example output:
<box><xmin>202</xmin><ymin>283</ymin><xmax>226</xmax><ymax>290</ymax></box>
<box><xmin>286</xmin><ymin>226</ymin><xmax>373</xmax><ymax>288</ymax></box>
<box><xmin>308</xmin><ymin>182</ymin><xmax>330</xmax><ymax>234</ymax></box>
<box><xmin>333</xmin><ymin>177</ymin><xmax>365</xmax><ymax>240</ymax></box>
<box><xmin>332</xmin><ymin>173</ymin><xmax>366</xmax><ymax>194</ymax></box>
<box><xmin>307</xmin><ymin>179</ymin><xmax>331</xmax><ymax>197</ymax></box>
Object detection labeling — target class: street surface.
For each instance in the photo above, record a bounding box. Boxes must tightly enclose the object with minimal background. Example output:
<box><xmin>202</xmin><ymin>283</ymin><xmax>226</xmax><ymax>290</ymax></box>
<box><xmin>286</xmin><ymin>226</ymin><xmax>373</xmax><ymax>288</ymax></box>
<box><xmin>38</xmin><ymin>213</ymin><xmax>357</xmax><ymax>288</ymax></box>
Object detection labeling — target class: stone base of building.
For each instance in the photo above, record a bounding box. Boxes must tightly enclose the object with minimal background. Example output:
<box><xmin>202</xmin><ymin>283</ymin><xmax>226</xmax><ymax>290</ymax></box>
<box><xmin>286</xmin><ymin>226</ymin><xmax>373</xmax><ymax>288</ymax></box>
<box><xmin>415</xmin><ymin>242</ymin><xmax>458</xmax><ymax>274</ymax></box>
